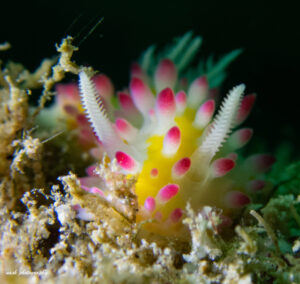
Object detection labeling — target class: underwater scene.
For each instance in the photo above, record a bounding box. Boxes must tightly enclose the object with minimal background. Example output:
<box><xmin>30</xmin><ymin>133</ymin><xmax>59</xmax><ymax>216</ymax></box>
<box><xmin>0</xmin><ymin>1</ymin><xmax>299</xmax><ymax>283</ymax></box>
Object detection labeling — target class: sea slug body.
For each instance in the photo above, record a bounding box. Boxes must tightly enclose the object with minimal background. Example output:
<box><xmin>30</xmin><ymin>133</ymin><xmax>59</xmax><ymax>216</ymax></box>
<box><xmin>57</xmin><ymin>34</ymin><xmax>275</xmax><ymax>238</ymax></box>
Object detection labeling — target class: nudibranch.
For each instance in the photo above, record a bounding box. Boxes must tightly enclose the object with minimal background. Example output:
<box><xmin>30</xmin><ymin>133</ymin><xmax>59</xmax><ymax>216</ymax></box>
<box><xmin>55</xmin><ymin>73</ymin><xmax>114</xmax><ymax>150</ymax></box>
<box><xmin>71</xmin><ymin>34</ymin><xmax>275</xmax><ymax>238</ymax></box>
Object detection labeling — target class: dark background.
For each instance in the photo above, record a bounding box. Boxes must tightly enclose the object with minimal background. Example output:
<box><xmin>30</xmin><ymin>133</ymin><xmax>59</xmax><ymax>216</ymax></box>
<box><xmin>1</xmin><ymin>0</ymin><xmax>299</xmax><ymax>154</ymax></box>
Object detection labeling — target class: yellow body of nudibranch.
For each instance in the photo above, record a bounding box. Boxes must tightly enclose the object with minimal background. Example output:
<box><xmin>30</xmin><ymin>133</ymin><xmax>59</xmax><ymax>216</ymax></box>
<box><xmin>135</xmin><ymin>111</ymin><xmax>202</xmax><ymax>219</ymax></box>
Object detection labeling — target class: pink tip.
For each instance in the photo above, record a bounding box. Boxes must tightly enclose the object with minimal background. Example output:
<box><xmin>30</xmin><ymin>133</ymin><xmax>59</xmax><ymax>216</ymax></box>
<box><xmin>175</xmin><ymin>90</ymin><xmax>187</xmax><ymax>113</ymax></box>
<box><xmin>225</xmin><ymin>191</ymin><xmax>250</xmax><ymax>208</ymax></box>
<box><xmin>76</xmin><ymin>114</ymin><xmax>89</xmax><ymax>126</ymax></box>
<box><xmin>157</xmin><ymin>184</ymin><xmax>179</xmax><ymax>203</ymax></box>
<box><xmin>150</xmin><ymin>168</ymin><xmax>159</xmax><ymax>177</ymax></box>
<box><xmin>172</xmin><ymin>157</ymin><xmax>191</xmax><ymax>177</ymax></box>
<box><xmin>131</xmin><ymin>62</ymin><xmax>144</xmax><ymax>78</ymax></box>
<box><xmin>63</xmin><ymin>104</ymin><xmax>78</xmax><ymax>116</ymax></box>
<box><xmin>236</xmin><ymin>94</ymin><xmax>256</xmax><ymax>125</ymax></box>
<box><xmin>237</xmin><ymin>128</ymin><xmax>253</xmax><ymax>144</ymax></box>
<box><xmin>80</xmin><ymin>182</ymin><xmax>92</xmax><ymax>192</ymax></box>
<box><xmin>86</xmin><ymin>165</ymin><xmax>97</xmax><ymax>177</ymax></box>
<box><xmin>78</xmin><ymin>128</ymin><xmax>95</xmax><ymax>146</ymax></box>
<box><xmin>228</xmin><ymin>128</ymin><xmax>253</xmax><ymax>150</ymax></box>
<box><xmin>194</xmin><ymin>99</ymin><xmax>215</xmax><ymax>128</ymax></box>
<box><xmin>162</xmin><ymin>126</ymin><xmax>181</xmax><ymax>156</ymax></box>
<box><xmin>169</xmin><ymin>208</ymin><xmax>183</xmax><ymax>223</ymax></box>
<box><xmin>196</xmin><ymin>76</ymin><xmax>208</xmax><ymax>86</ymax></box>
<box><xmin>117</xmin><ymin>92</ymin><xmax>141</xmax><ymax>122</ymax></box>
<box><xmin>227</xmin><ymin>152</ymin><xmax>238</xmax><ymax>161</ymax></box>
<box><xmin>154</xmin><ymin>59</ymin><xmax>177</xmax><ymax>91</ymax></box>
<box><xmin>144</xmin><ymin>197</ymin><xmax>156</xmax><ymax>212</ymax></box>
<box><xmin>115</xmin><ymin>151</ymin><xmax>138</xmax><ymax>173</ymax></box>
<box><xmin>118</xmin><ymin>92</ymin><xmax>136</xmax><ymax>111</ymax></box>
<box><xmin>187</xmin><ymin>76</ymin><xmax>209</xmax><ymax>108</ymax></box>
<box><xmin>211</xmin><ymin>158</ymin><xmax>235</xmax><ymax>177</ymax></box>
<box><xmin>79</xmin><ymin>177</ymin><xmax>104</xmax><ymax>197</ymax></box>
<box><xmin>79</xmin><ymin>176</ymin><xmax>98</xmax><ymax>189</ymax></box>
<box><xmin>92</xmin><ymin>74</ymin><xmax>114</xmax><ymax>99</ymax></box>
<box><xmin>156</xmin><ymin>87</ymin><xmax>176</xmax><ymax>119</ymax></box>
<box><xmin>56</xmin><ymin>83</ymin><xmax>79</xmax><ymax>101</ymax></box>
<box><xmin>115</xmin><ymin>118</ymin><xmax>129</xmax><ymax>132</ymax></box>
<box><xmin>199</xmin><ymin>99</ymin><xmax>215</xmax><ymax>114</ymax></box>
<box><xmin>247</xmin><ymin>180</ymin><xmax>266</xmax><ymax>192</ymax></box>
<box><xmin>246</xmin><ymin>154</ymin><xmax>276</xmax><ymax>174</ymax></box>
<box><xmin>130</xmin><ymin>77</ymin><xmax>154</xmax><ymax>115</ymax></box>
<box><xmin>115</xmin><ymin>118</ymin><xmax>137</xmax><ymax>141</ymax></box>
<box><xmin>89</xmin><ymin>187</ymin><xmax>105</xmax><ymax>197</ymax></box>
<box><xmin>130</xmin><ymin>77</ymin><xmax>145</xmax><ymax>92</ymax></box>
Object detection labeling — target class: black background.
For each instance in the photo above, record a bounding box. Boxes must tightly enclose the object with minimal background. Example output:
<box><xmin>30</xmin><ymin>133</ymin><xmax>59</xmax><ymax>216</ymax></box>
<box><xmin>1</xmin><ymin>0</ymin><xmax>299</xmax><ymax>153</ymax></box>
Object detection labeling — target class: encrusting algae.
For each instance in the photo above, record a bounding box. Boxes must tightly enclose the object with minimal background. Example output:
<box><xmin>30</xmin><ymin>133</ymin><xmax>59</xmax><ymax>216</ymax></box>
<box><xmin>0</xmin><ymin>33</ymin><xmax>300</xmax><ymax>284</ymax></box>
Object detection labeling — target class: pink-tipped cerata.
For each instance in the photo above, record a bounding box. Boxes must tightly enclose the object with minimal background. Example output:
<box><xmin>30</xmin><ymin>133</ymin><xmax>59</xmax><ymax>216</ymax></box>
<box><xmin>131</xmin><ymin>62</ymin><xmax>145</xmax><ymax>78</ymax></box>
<box><xmin>76</xmin><ymin>114</ymin><xmax>89</xmax><ymax>126</ymax></box>
<box><xmin>228</xmin><ymin>128</ymin><xmax>253</xmax><ymax>150</ymax></box>
<box><xmin>144</xmin><ymin>197</ymin><xmax>156</xmax><ymax>212</ymax></box>
<box><xmin>187</xmin><ymin>76</ymin><xmax>208</xmax><ymax>108</ymax></box>
<box><xmin>86</xmin><ymin>165</ymin><xmax>97</xmax><ymax>177</ymax></box>
<box><xmin>169</xmin><ymin>208</ymin><xmax>183</xmax><ymax>223</ymax></box>
<box><xmin>227</xmin><ymin>152</ymin><xmax>238</xmax><ymax>161</ymax></box>
<box><xmin>92</xmin><ymin>74</ymin><xmax>114</xmax><ymax>100</ymax></box>
<box><xmin>63</xmin><ymin>104</ymin><xmax>78</xmax><ymax>115</ymax></box>
<box><xmin>56</xmin><ymin>83</ymin><xmax>79</xmax><ymax>103</ymax></box>
<box><xmin>247</xmin><ymin>179</ymin><xmax>266</xmax><ymax>193</ymax></box>
<box><xmin>211</xmin><ymin>158</ymin><xmax>235</xmax><ymax>177</ymax></box>
<box><xmin>236</xmin><ymin>94</ymin><xmax>256</xmax><ymax>125</ymax></box>
<box><xmin>89</xmin><ymin>187</ymin><xmax>105</xmax><ymax>197</ymax></box>
<box><xmin>115</xmin><ymin>118</ymin><xmax>137</xmax><ymax>142</ymax></box>
<box><xmin>115</xmin><ymin>151</ymin><xmax>139</xmax><ymax>173</ymax></box>
<box><xmin>194</xmin><ymin>99</ymin><xmax>215</xmax><ymax>128</ymax></box>
<box><xmin>154</xmin><ymin>59</ymin><xmax>178</xmax><ymax>92</ymax></box>
<box><xmin>245</xmin><ymin>154</ymin><xmax>276</xmax><ymax>174</ymax></box>
<box><xmin>175</xmin><ymin>90</ymin><xmax>187</xmax><ymax>114</ymax></box>
<box><xmin>157</xmin><ymin>184</ymin><xmax>179</xmax><ymax>203</ymax></box>
<box><xmin>130</xmin><ymin>77</ymin><xmax>154</xmax><ymax>115</ymax></box>
<box><xmin>225</xmin><ymin>191</ymin><xmax>250</xmax><ymax>208</ymax></box>
<box><xmin>118</xmin><ymin>92</ymin><xmax>138</xmax><ymax>112</ymax></box>
<box><xmin>79</xmin><ymin>177</ymin><xmax>105</xmax><ymax>197</ymax></box>
<box><xmin>162</xmin><ymin>126</ymin><xmax>181</xmax><ymax>156</ymax></box>
<box><xmin>155</xmin><ymin>88</ymin><xmax>176</xmax><ymax>121</ymax></box>
<box><xmin>172</xmin><ymin>157</ymin><xmax>191</xmax><ymax>178</ymax></box>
